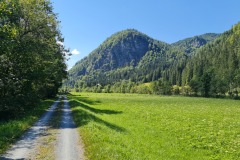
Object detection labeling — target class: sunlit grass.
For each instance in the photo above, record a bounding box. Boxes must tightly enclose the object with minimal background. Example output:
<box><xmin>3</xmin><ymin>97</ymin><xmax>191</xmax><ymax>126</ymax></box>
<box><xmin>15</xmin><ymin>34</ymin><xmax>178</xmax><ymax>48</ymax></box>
<box><xmin>0</xmin><ymin>99</ymin><xmax>56</xmax><ymax>154</ymax></box>
<box><xmin>69</xmin><ymin>92</ymin><xmax>240</xmax><ymax>160</ymax></box>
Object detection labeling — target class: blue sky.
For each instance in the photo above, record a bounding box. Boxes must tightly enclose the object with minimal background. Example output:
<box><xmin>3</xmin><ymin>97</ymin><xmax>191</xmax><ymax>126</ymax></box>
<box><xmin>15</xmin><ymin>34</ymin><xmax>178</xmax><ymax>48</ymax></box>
<box><xmin>51</xmin><ymin>0</ymin><xmax>240</xmax><ymax>69</ymax></box>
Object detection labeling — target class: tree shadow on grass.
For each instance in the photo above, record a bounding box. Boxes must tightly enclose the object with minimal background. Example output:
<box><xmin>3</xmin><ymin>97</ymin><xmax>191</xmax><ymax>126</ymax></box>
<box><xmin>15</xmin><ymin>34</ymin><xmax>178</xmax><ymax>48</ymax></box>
<box><xmin>70</xmin><ymin>99</ymin><xmax>122</xmax><ymax>115</ymax></box>
<box><xmin>68</xmin><ymin>93</ymin><xmax>101</xmax><ymax>105</ymax></box>
<box><xmin>70</xmin><ymin>100</ymin><xmax>126</xmax><ymax>132</ymax></box>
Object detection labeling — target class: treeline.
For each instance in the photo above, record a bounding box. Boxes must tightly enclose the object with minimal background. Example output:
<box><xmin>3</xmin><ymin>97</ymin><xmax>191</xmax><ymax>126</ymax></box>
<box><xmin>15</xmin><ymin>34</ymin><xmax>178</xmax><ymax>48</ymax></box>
<box><xmin>64</xmin><ymin>79</ymin><xmax>182</xmax><ymax>96</ymax></box>
<box><xmin>0</xmin><ymin>0</ymin><xmax>67</xmax><ymax>118</ymax></box>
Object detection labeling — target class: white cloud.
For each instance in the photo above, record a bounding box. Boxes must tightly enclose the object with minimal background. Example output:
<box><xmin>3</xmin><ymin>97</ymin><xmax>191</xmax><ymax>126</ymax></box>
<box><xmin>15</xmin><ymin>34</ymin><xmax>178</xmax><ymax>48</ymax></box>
<box><xmin>57</xmin><ymin>41</ymin><xmax>64</xmax><ymax>46</ymax></box>
<box><xmin>67</xmin><ymin>65</ymin><xmax>72</xmax><ymax>71</ymax></box>
<box><xmin>71</xmin><ymin>49</ymin><xmax>80</xmax><ymax>55</ymax></box>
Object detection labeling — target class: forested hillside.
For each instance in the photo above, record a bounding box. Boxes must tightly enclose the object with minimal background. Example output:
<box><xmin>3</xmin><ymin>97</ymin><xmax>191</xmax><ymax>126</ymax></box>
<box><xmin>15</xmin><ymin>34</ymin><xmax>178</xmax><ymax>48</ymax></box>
<box><xmin>0</xmin><ymin>0</ymin><xmax>68</xmax><ymax>118</ymax></box>
<box><xmin>181</xmin><ymin>23</ymin><xmax>240</xmax><ymax>97</ymax></box>
<box><xmin>65</xmin><ymin>22</ymin><xmax>240</xmax><ymax>98</ymax></box>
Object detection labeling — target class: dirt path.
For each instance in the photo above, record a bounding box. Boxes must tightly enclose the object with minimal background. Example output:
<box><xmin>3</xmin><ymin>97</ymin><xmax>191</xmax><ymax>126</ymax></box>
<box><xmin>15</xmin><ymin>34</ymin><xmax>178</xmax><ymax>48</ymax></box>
<box><xmin>55</xmin><ymin>95</ymin><xmax>85</xmax><ymax>160</ymax></box>
<box><xmin>1</xmin><ymin>95</ymin><xmax>85</xmax><ymax>160</ymax></box>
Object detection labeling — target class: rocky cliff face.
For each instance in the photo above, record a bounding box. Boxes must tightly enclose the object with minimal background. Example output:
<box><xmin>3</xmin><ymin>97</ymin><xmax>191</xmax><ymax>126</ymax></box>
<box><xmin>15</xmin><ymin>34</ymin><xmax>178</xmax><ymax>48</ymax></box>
<box><xmin>94</xmin><ymin>30</ymin><xmax>149</xmax><ymax>70</ymax></box>
<box><xmin>114</xmin><ymin>35</ymin><xmax>148</xmax><ymax>66</ymax></box>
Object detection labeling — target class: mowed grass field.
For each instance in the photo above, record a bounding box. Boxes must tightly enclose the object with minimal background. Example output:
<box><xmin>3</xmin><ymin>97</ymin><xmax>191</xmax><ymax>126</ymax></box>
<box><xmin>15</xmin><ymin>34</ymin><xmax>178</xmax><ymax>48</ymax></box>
<box><xmin>68</xmin><ymin>92</ymin><xmax>240</xmax><ymax>160</ymax></box>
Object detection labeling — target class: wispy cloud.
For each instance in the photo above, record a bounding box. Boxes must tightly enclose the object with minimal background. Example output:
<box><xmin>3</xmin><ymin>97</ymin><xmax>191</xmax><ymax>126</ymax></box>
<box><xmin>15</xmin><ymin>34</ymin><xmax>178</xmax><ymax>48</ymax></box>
<box><xmin>57</xmin><ymin>41</ymin><xmax>64</xmax><ymax>46</ymax></box>
<box><xmin>71</xmin><ymin>49</ymin><xmax>80</xmax><ymax>55</ymax></box>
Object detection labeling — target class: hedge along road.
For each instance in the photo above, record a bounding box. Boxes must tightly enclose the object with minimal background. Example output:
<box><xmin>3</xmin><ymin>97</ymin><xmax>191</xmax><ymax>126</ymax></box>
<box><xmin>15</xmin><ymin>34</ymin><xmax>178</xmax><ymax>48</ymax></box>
<box><xmin>1</xmin><ymin>95</ymin><xmax>85</xmax><ymax>160</ymax></box>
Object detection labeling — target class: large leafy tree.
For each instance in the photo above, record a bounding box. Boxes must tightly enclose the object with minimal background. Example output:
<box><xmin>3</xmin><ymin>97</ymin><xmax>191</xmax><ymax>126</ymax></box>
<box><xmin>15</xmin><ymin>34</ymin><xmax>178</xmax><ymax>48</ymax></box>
<box><xmin>0</xmin><ymin>0</ymin><xmax>67</xmax><ymax>116</ymax></box>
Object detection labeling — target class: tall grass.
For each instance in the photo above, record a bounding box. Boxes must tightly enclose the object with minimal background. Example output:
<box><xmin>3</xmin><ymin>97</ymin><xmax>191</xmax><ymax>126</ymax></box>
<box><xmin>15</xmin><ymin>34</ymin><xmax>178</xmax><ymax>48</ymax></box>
<box><xmin>68</xmin><ymin>92</ymin><xmax>240</xmax><ymax>160</ymax></box>
<box><xmin>0</xmin><ymin>99</ymin><xmax>55</xmax><ymax>154</ymax></box>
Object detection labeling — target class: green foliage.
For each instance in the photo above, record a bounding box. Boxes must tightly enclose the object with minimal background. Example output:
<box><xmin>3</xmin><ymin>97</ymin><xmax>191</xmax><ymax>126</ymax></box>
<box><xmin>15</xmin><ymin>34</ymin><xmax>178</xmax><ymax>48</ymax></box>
<box><xmin>0</xmin><ymin>0</ymin><xmax>67</xmax><ymax>116</ymax></box>
<box><xmin>172</xmin><ymin>85</ymin><xmax>180</xmax><ymax>95</ymax></box>
<box><xmin>181</xmin><ymin>22</ymin><xmax>240</xmax><ymax>98</ymax></box>
<box><xmin>69</xmin><ymin>92</ymin><xmax>240</xmax><ymax>159</ymax></box>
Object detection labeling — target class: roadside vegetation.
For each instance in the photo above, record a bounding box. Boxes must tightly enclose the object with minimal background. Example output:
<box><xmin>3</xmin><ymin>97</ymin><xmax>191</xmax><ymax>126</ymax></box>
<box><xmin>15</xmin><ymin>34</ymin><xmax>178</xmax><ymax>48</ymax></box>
<box><xmin>68</xmin><ymin>92</ymin><xmax>240</xmax><ymax>160</ymax></box>
<box><xmin>0</xmin><ymin>98</ymin><xmax>57</xmax><ymax>154</ymax></box>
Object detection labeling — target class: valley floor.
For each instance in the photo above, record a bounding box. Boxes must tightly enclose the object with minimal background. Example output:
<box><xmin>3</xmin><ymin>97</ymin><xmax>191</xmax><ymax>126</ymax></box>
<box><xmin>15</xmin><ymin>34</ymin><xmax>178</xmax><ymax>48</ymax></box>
<box><xmin>1</xmin><ymin>92</ymin><xmax>240</xmax><ymax>159</ymax></box>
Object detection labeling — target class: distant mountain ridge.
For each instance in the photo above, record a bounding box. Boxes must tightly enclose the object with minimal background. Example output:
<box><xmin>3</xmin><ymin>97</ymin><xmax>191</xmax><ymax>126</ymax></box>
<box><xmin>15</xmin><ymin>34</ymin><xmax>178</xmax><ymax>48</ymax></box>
<box><xmin>171</xmin><ymin>33</ymin><xmax>220</xmax><ymax>54</ymax></box>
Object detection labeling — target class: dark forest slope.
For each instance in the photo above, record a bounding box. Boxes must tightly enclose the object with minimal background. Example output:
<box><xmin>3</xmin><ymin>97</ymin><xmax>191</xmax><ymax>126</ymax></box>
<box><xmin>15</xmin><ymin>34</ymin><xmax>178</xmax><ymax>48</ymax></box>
<box><xmin>180</xmin><ymin>23</ymin><xmax>240</xmax><ymax>97</ymax></box>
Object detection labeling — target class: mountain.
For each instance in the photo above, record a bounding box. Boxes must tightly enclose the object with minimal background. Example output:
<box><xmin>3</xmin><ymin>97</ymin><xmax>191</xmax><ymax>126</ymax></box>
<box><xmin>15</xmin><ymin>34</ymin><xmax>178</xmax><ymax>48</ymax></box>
<box><xmin>171</xmin><ymin>33</ymin><xmax>220</xmax><ymax>54</ymax></box>
<box><xmin>68</xmin><ymin>29</ymin><xmax>169</xmax><ymax>81</ymax></box>
<box><xmin>66</xmin><ymin>28</ymin><xmax>222</xmax><ymax>91</ymax></box>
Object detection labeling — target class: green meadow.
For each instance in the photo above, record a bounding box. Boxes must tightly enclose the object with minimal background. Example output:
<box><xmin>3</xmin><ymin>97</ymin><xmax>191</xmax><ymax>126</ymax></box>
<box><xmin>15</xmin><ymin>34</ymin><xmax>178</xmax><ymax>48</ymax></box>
<box><xmin>68</xmin><ymin>92</ymin><xmax>240</xmax><ymax>160</ymax></box>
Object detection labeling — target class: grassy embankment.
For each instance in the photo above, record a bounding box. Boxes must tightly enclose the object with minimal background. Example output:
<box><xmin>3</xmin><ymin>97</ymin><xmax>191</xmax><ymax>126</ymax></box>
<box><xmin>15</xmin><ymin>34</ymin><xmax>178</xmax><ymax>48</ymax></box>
<box><xmin>68</xmin><ymin>92</ymin><xmax>240</xmax><ymax>160</ymax></box>
<box><xmin>0</xmin><ymin>98</ymin><xmax>57</xmax><ymax>154</ymax></box>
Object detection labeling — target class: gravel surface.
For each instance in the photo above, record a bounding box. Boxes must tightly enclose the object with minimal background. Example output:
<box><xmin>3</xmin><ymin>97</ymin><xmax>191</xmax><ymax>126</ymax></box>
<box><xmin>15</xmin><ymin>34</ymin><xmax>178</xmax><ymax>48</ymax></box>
<box><xmin>1</xmin><ymin>98</ymin><xmax>60</xmax><ymax>160</ymax></box>
<box><xmin>55</xmin><ymin>95</ymin><xmax>85</xmax><ymax>160</ymax></box>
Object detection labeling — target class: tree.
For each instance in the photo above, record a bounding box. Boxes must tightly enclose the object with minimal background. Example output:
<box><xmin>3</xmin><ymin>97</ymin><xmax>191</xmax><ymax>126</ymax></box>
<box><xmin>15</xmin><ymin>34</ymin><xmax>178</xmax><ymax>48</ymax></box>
<box><xmin>0</xmin><ymin>0</ymin><xmax>67</xmax><ymax>117</ymax></box>
<box><xmin>200</xmin><ymin>70</ymin><xmax>213</xmax><ymax>97</ymax></box>
<box><xmin>172</xmin><ymin>85</ymin><xmax>180</xmax><ymax>95</ymax></box>
<box><xmin>189</xmin><ymin>77</ymin><xmax>200</xmax><ymax>95</ymax></box>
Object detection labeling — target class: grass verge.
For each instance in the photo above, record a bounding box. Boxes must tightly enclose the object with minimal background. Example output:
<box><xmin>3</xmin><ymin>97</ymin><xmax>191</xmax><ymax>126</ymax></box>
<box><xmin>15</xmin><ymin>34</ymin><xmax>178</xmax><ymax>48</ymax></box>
<box><xmin>68</xmin><ymin>92</ymin><xmax>240</xmax><ymax>160</ymax></box>
<box><xmin>0</xmin><ymin>98</ymin><xmax>57</xmax><ymax>154</ymax></box>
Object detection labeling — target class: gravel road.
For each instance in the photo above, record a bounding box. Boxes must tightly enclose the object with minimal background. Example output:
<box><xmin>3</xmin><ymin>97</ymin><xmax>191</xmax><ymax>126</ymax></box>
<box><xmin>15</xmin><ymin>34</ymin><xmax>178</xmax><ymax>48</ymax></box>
<box><xmin>1</xmin><ymin>95</ymin><xmax>85</xmax><ymax>160</ymax></box>
<box><xmin>1</xmin><ymin>98</ymin><xmax>60</xmax><ymax>159</ymax></box>
<box><xmin>55</xmin><ymin>95</ymin><xmax>85</xmax><ymax>160</ymax></box>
